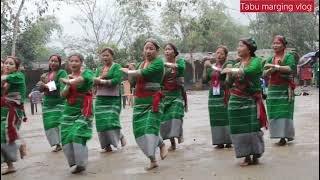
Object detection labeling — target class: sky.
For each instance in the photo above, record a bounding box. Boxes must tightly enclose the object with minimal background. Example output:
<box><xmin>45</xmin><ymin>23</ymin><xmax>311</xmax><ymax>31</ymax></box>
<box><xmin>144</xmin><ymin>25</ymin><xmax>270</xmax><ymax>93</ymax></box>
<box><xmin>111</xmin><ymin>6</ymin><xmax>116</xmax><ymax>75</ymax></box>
<box><xmin>50</xmin><ymin>0</ymin><xmax>252</xmax><ymax>35</ymax></box>
<box><xmin>34</xmin><ymin>0</ymin><xmax>253</xmax><ymax>47</ymax></box>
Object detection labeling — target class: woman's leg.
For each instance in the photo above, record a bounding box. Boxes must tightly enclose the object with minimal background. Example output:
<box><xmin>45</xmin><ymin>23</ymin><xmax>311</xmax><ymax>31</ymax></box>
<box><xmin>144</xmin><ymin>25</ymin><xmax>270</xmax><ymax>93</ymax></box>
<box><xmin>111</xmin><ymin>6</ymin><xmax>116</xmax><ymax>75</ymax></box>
<box><xmin>240</xmin><ymin>156</ymin><xmax>251</xmax><ymax>166</ymax></box>
<box><xmin>120</xmin><ymin>132</ymin><xmax>127</xmax><ymax>147</ymax></box>
<box><xmin>1</xmin><ymin>162</ymin><xmax>16</xmax><ymax>175</ymax></box>
<box><xmin>145</xmin><ymin>157</ymin><xmax>159</xmax><ymax>171</ymax></box>
<box><xmin>168</xmin><ymin>138</ymin><xmax>176</xmax><ymax>151</ymax></box>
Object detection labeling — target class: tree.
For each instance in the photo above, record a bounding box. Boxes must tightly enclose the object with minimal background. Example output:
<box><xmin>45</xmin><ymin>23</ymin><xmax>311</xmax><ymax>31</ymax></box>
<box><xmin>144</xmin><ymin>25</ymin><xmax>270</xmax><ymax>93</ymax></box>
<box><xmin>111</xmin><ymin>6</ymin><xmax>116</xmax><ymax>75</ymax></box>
<box><xmin>250</xmin><ymin>13</ymin><xmax>319</xmax><ymax>55</ymax></box>
<box><xmin>63</xmin><ymin>0</ymin><xmax>136</xmax><ymax>53</ymax></box>
<box><xmin>115</xmin><ymin>0</ymin><xmax>157</xmax><ymax>61</ymax></box>
<box><xmin>160</xmin><ymin>0</ymin><xmax>248</xmax><ymax>82</ymax></box>
<box><xmin>2</xmin><ymin>16</ymin><xmax>61</xmax><ymax>68</ymax></box>
<box><xmin>11</xmin><ymin>0</ymin><xmax>25</xmax><ymax>56</ymax></box>
<box><xmin>1</xmin><ymin>0</ymin><xmax>53</xmax><ymax>56</ymax></box>
<box><xmin>85</xmin><ymin>54</ymin><xmax>96</xmax><ymax>70</ymax></box>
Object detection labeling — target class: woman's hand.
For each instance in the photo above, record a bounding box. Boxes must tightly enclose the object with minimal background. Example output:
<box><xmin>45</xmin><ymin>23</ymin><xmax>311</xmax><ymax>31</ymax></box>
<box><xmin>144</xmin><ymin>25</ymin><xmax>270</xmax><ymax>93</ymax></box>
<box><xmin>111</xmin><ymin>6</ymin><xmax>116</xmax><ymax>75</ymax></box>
<box><xmin>165</xmin><ymin>62</ymin><xmax>176</xmax><ymax>68</ymax></box>
<box><xmin>204</xmin><ymin>60</ymin><xmax>212</xmax><ymax>68</ymax></box>
<box><xmin>264</xmin><ymin>63</ymin><xmax>275</xmax><ymax>69</ymax></box>
<box><xmin>2</xmin><ymin>82</ymin><xmax>8</xmax><ymax>89</ymax></box>
<box><xmin>67</xmin><ymin>74</ymin><xmax>76</xmax><ymax>79</ymax></box>
<box><xmin>263</xmin><ymin>68</ymin><xmax>274</xmax><ymax>77</ymax></box>
<box><xmin>93</xmin><ymin>78</ymin><xmax>101</xmax><ymax>85</ymax></box>
<box><xmin>37</xmin><ymin>81</ymin><xmax>47</xmax><ymax>90</ymax></box>
<box><xmin>120</xmin><ymin>68</ymin><xmax>129</xmax><ymax>74</ymax></box>
<box><xmin>100</xmin><ymin>70</ymin><xmax>108</xmax><ymax>79</ymax></box>
<box><xmin>221</xmin><ymin>68</ymin><xmax>232</xmax><ymax>74</ymax></box>
<box><xmin>60</xmin><ymin>78</ymin><xmax>70</xmax><ymax>84</ymax></box>
<box><xmin>128</xmin><ymin>64</ymin><xmax>136</xmax><ymax>70</ymax></box>
<box><xmin>222</xmin><ymin>68</ymin><xmax>243</xmax><ymax>77</ymax></box>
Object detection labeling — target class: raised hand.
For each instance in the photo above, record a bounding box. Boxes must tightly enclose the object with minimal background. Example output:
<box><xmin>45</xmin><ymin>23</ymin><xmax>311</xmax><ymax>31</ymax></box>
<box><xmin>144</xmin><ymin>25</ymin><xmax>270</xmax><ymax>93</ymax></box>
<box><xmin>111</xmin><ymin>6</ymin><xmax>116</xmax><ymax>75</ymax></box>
<box><xmin>204</xmin><ymin>60</ymin><xmax>212</xmax><ymax>68</ymax></box>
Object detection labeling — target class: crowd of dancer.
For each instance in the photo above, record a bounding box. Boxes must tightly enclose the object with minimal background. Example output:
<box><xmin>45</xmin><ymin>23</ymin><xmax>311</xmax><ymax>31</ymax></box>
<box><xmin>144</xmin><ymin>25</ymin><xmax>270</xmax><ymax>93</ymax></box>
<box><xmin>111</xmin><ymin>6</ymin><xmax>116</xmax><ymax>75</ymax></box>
<box><xmin>1</xmin><ymin>35</ymin><xmax>299</xmax><ymax>174</ymax></box>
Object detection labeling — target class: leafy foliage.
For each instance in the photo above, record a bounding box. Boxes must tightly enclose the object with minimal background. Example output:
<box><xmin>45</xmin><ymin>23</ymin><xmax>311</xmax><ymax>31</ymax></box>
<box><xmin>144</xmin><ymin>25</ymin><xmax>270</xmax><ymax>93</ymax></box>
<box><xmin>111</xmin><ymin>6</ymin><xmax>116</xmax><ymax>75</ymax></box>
<box><xmin>1</xmin><ymin>16</ymin><xmax>61</xmax><ymax>68</ymax></box>
<box><xmin>250</xmin><ymin>13</ymin><xmax>319</xmax><ymax>55</ymax></box>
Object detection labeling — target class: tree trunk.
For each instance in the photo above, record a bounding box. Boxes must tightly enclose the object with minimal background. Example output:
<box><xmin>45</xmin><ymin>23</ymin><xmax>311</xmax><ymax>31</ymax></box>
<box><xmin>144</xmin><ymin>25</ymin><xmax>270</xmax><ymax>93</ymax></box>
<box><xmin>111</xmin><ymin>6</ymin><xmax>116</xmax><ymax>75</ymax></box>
<box><xmin>11</xmin><ymin>0</ymin><xmax>25</xmax><ymax>56</ymax></box>
<box><xmin>189</xmin><ymin>48</ymin><xmax>195</xmax><ymax>83</ymax></box>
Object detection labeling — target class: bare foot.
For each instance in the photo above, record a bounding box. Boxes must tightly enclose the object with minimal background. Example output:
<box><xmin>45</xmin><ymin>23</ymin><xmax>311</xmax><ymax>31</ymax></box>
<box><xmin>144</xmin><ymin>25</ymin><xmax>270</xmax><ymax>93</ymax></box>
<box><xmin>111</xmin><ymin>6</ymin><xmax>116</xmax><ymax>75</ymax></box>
<box><xmin>145</xmin><ymin>161</ymin><xmax>158</xmax><ymax>171</ymax></box>
<box><xmin>240</xmin><ymin>161</ymin><xmax>250</xmax><ymax>167</ymax></box>
<box><xmin>168</xmin><ymin>145</ymin><xmax>176</xmax><ymax>151</ymax></box>
<box><xmin>169</xmin><ymin>138</ymin><xmax>176</xmax><ymax>151</ymax></box>
<box><xmin>1</xmin><ymin>165</ymin><xmax>16</xmax><ymax>175</ymax></box>
<box><xmin>178</xmin><ymin>136</ymin><xmax>184</xmax><ymax>144</ymax></box>
<box><xmin>52</xmin><ymin>144</ymin><xmax>62</xmax><ymax>152</ymax></box>
<box><xmin>240</xmin><ymin>157</ymin><xmax>251</xmax><ymax>167</ymax></box>
<box><xmin>100</xmin><ymin>149</ymin><xmax>108</xmax><ymax>153</ymax></box>
<box><xmin>71</xmin><ymin>166</ymin><xmax>85</xmax><ymax>174</ymax></box>
<box><xmin>19</xmin><ymin>144</ymin><xmax>27</xmax><ymax>159</ymax></box>
<box><xmin>160</xmin><ymin>144</ymin><xmax>168</xmax><ymax>160</ymax></box>
<box><xmin>120</xmin><ymin>137</ymin><xmax>127</xmax><ymax>147</ymax></box>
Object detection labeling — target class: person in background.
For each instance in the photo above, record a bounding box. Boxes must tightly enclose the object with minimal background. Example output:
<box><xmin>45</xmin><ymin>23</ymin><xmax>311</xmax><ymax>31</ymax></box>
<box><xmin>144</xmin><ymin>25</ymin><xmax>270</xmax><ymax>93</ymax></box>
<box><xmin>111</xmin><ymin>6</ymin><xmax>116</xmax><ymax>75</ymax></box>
<box><xmin>28</xmin><ymin>87</ymin><xmax>43</xmax><ymax>115</ymax></box>
<box><xmin>122</xmin><ymin>79</ymin><xmax>131</xmax><ymax>108</ymax></box>
<box><xmin>312</xmin><ymin>57</ymin><xmax>319</xmax><ymax>88</ymax></box>
<box><xmin>299</xmin><ymin>63</ymin><xmax>312</xmax><ymax>95</ymax></box>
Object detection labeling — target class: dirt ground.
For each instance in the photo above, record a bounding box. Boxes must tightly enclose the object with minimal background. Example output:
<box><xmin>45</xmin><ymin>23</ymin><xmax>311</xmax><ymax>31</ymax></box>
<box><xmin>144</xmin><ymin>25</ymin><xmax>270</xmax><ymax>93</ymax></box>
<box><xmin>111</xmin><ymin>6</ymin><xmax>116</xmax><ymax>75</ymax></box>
<box><xmin>1</xmin><ymin>88</ymin><xmax>319</xmax><ymax>180</ymax></box>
